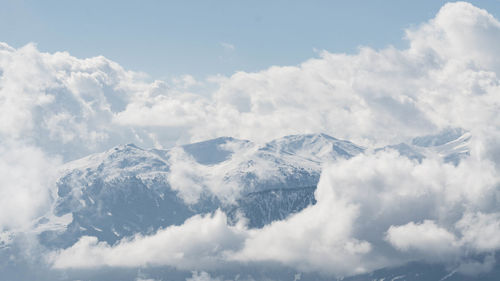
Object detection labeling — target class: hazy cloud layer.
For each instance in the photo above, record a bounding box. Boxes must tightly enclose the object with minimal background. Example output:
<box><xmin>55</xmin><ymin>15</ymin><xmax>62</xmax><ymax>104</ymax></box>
<box><xmin>2</xmin><ymin>1</ymin><xmax>500</xmax><ymax>278</ymax></box>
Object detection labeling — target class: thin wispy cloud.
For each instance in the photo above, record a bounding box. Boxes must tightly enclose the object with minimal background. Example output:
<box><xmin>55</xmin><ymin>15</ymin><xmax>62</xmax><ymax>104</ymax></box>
<box><xmin>220</xmin><ymin>42</ymin><xmax>235</xmax><ymax>51</ymax></box>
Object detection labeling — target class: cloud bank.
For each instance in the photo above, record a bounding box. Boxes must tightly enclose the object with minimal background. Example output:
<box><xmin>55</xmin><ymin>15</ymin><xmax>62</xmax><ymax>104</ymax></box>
<box><xmin>49</xmin><ymin>210</ymin><xmax>247</xmax><ymax>270</ymax></box>
<box><xmin>1</xmin><ymin>2</ymin><xmax>499</xmax><ymax>161</ymax></box>
<box><xmin>48</xmin><ymin>150</ymin><xmax>500</xmax><ymax>276</ymax></box>
<box><xmin>1</xmin><ymin>1</ymin><xmax>500</xmax><ymax>278</ymax></box>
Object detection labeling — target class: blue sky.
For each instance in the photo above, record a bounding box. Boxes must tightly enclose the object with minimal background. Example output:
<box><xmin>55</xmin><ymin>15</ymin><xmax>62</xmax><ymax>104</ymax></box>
<box><xmin>1</xmin><ymin>0</ymin><xmax>499</xmax><ymax>80</ymax></box>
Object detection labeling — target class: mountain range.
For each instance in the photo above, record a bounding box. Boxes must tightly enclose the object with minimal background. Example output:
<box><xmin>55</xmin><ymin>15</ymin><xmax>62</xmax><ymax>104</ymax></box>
<box><xmin>2</xmin><ymin>128</ymin><xmax>484</xmax><ymax>281</ymax></box>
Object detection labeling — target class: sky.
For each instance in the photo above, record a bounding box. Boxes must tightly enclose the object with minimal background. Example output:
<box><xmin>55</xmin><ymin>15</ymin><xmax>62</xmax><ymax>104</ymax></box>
<box><xmin>2</xmin><ymin>1</ymin><xmax>500</xmax><ymax>279</ymax></box>
<box><xmin>1</xmin><ymin>0</ymin><xmax>500</xmax><ymax>80</ymax></box>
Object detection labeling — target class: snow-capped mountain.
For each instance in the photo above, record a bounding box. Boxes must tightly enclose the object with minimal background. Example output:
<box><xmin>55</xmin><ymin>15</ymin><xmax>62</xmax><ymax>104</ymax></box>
<box><xmin>24</xmin><ymin>129</ymin><xmax>479</xmax><ymax>281</ymax></box>
<box><xmin>39</xmin><ymin>133</ymin><xmax>364</xmax><ymax>247</ymax></box>
<box><xmin>377</xmin><ymin>127</ymin><xmax>471</xmax><ymax>164</ymax></box>
<box><xmin>38</xmin><ymin>130</ymin><xmax>472</xmax><ymax>247</ymax></box>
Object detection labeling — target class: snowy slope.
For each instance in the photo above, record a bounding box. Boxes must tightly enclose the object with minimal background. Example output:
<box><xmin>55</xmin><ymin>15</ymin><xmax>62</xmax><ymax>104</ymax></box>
<box><xmin>0</xmin><ymin>129</ymin><xmax>483</xmax><ymax>281</ymax></box>
<box><xmin>225</xmin><ymin>186</ymin><xmax>316</xmax><ymax>228</ymax></box>
<box><xmin>39</xmin><ymin>133</ymin><xmax>363</xmax><ymax>246</ymax></box>
<box><xmin>38</xmin><ymin>129</ymin><xmax>471</xmax><ymax>248</ymax></box>
<box><xmin>377</xmin><ymin>128</ymin><xmax>471</xmax><ymax>165</ymax></box>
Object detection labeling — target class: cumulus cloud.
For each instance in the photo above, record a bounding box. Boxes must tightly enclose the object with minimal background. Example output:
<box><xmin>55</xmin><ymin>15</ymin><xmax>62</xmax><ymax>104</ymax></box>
<box><xmin>108</xmin><ymin>2</ymin><xmax>500</xmax><ymax>150</ymax></box>
<box><xmin>456</xmin><ymin>212</ymin><xmax>500</xmax><ymax>252</ymax></box>
<box><xmin>0</xmin><ymin>144</ymin><xmax>60</xmax><ymax>232</ymax></box>
<box><xmin>407</xmin><ymin>2</ymin><xmax>500</xmax><ymax>71</ymax></box>
<box><xmin>386</xmin><ymin>220</ymin><xmax>459</xmax><ymax>258</ymax></box>
<box><xmin>1</xmin><ymin>2</ymin><xmax>500</xmax><ymax>158</ymax></box>
<box><xmin>232</xmin><ymin>149</ymin><xmax>500</xmax><ymax>275</ymax></box>
<box><xmin>49</xmin><ymin>210</ymin><xmax>247</xmax><ymax>270</ymax></box>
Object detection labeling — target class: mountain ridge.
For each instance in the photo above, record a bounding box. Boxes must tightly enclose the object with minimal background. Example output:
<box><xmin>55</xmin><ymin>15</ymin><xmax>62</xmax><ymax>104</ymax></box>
<box><xmin>15</xmin><ymin>129</ymin><xmax>476</xmax><ymax>280</ymax></box>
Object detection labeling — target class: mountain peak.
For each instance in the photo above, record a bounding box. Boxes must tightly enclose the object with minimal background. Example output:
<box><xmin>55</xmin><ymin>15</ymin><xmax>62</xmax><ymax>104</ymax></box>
<box><xmin>111</xmin><ymin>143</ymin><xmax>143</xmax><ymax>152</ymax></box>
<box><xmin>412</xmin><ymin>128</ymin><xmax>468</xmax><ymax>147</ymax></box>
<box><xmin>277</xmin><ymin>133</ymin><xmax>338</xmax><ymax>142</ymax></box>
<box><xmin>260</xmin><ymin>133</ymin><xmax>363</xmax><ymax>161</ymax></box>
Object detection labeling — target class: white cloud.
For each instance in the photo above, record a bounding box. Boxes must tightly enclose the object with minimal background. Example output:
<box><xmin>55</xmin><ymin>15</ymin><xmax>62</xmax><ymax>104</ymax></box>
<box><xmin>220</xmin><ymin>42</ymin><xmax>235</xmax><ymax>51</ymax></box>
<box><xmin>386</xmin><ymin>220</ymin><xmax>459</xmax><ymax>258</ymax></box>
<box><xmin>186</xmin><ymin>271</ymin><xmax>222</xmax><ymax>281</ymax></box>
<box><xmin>0</xmin><ymin>144</ymin><xmax>60</xmax><ymax>232</ymax></box>
<box><xmin>230</xmin><ymin>150</ymin><xmax>500</xmax><ymax>275</ymax></box>
<box><xmin>49</xmin><ymin>210</ymin><xmax>247</xmax><ymax>270</ymax></box>
<box><xmin>1</xmin><ymin>2</ymin><xmax>500</xmax><ymax>158</ymax></box>
<box><xmin>407</xmin><ymin>2</ymin><xmax>500</xmax><ymax>71</ymax></box>
<box><xmin>107</xmin><ymin>2</ymin><xmax>500</xmax><ymax>150</ymax></box>
<box><xmin>456</xmin><ymin>212</ymin><xmax>500</xmax><ymax>252</ymax></box>
<box><xmin>165</xmin><ymin>140</ymin><xmax>291</xmax><ymax>204</ymax></box>
<box><xmin>231</xmin><ymin>171</ymin><xmax>375</xmax><ymax>276</ymax></box>
<box><xmin>166</xmin><ymin>148</ymin><xmax>209</xmax><ymax>204</ymax></box>
<box><xmin>165</xmin><ymin>145</ymin><xmax>245</xmax><ymax>204</ymax></box>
